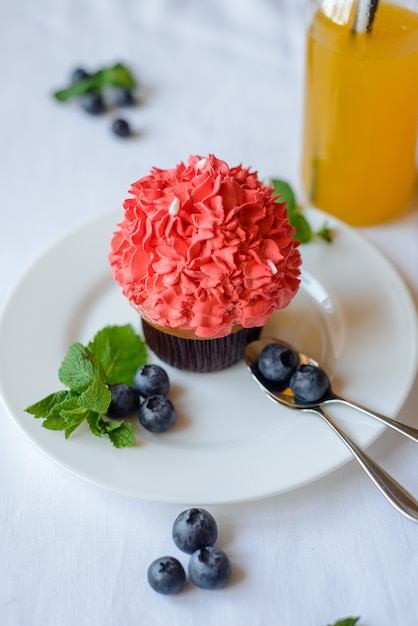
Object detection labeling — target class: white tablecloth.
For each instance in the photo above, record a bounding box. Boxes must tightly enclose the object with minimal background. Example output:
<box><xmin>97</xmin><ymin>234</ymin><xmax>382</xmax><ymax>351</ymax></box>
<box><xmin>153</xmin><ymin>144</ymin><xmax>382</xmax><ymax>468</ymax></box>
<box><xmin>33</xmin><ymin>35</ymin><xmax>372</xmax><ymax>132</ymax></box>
<box><xmin>1</xmin><ymin>1</ymin><xmax>418</xmax><ymax>625</ymax></box>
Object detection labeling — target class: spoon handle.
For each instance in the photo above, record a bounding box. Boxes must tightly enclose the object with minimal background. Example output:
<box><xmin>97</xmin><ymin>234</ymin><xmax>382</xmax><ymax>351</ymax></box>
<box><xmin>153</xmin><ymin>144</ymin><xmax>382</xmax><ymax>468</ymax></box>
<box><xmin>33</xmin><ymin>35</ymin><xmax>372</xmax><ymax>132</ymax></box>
<box><xmin>314</xmin><ymin>407</ymin><xmax>418</xmax><ymax>523</ymax></box>
<box><xmin>330</xmin><ymin>396</ymin><xmax>418</xmax><ymax>443</ymax></box>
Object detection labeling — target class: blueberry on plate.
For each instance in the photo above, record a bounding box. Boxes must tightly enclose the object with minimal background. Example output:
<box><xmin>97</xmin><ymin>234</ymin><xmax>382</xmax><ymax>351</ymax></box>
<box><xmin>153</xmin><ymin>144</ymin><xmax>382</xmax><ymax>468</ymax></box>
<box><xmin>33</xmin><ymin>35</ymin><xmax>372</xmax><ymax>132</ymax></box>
<box><xmin>147</xmin><ymin>556</ymin><xmax>186</xmax><ymax>595</ymax></box>
<box><xmin>139</xmin><ymin>395</ymin><xmax>176</xmax><ymax>433</ymax></box>
<box><xmin>172</xmin><ymin>508</ymin><xmax>218</xmax><ymax>554</ymax></box>
<box><xmin>134</xmin><ymin>364</ymin><xmax>170</xmax><ymax>397</ymax></box>
<box><xmin>289</xmin><ymin>363</ymin><xmax>330</xmax><ymax>403</ymax></box>
<box><xmin>111</xmin><ymin>118</ymin><xmax>131</xmax><ymax>138</ymax></box>
<box><xmin>80</xmin><ymin>90</ymin><xmax>105</xmax><ymax>114</ymax></box>
<box><xmin>106</xmin><ymin>384</ymin><xmax>140</xmax><ymax>419</ymax></box>
<box><xmin>258</xmin><ymin>342</ymin><xmax>299</xmax><ymax>384</ymax></box>
<box><xmin>188</xmin><ymin>546</ymin><xmax>231</xmax><ymax>590</ymax></box>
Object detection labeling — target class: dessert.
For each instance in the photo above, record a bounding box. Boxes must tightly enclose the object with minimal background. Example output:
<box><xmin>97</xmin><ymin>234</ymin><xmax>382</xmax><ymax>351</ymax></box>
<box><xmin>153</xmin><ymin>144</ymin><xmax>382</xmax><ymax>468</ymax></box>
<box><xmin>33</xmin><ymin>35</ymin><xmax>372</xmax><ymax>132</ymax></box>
<box><xmin>109</xmin><ymin>154</ymin><xmax>301</xmax><ymax>371</ymax></box>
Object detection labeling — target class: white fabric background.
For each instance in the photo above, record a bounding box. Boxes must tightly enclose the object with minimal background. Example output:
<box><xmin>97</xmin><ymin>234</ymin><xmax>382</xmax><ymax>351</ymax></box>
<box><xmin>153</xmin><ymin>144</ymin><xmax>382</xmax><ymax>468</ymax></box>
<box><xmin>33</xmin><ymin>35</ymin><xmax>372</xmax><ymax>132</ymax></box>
<box><xmin>1</xmin><ymin>1</ymin><xmax>418</xmax><ymax>625</ymax></box>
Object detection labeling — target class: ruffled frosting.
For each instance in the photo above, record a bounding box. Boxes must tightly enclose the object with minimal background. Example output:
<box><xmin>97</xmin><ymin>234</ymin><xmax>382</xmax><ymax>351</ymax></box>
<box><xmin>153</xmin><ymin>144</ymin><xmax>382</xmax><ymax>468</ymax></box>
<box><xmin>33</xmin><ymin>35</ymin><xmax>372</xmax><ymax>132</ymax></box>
<box><xmin>109</xmin><ymin>154</ymin><xmax>301</xmax><ymax>338</ymax></box>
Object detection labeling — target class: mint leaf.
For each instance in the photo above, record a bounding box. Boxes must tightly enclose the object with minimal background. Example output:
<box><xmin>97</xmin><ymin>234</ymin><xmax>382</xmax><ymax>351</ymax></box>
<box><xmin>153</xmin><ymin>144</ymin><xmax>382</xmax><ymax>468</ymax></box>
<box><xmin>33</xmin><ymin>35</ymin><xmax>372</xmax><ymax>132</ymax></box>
<box><xmin>95</xmin><ymin>63</ymin><xmax>136</xmax><ymax>90</ymax></box>
<box><xmin>58</xmin><ymin>343</ymin><xmax>105</xmax><ymax>392</ymax></box>
<box><xmin>272</xmin><ymin>178</ymin><xmax>312</xmax><ymax>243</ymax></box>
<box><xmin>25</xmin><ymin>324</ymin><xmax>146</xmax><ymax>448</ymax></box>
<box><xmin>25</xmin><ymin>390</ymin><xmax>70</xmax><ymax>418</ymax></box>
<box><xmin>327</xmin><ymin>618</ymin><xmax>360</xmax><ymax>626</ymax></box>
<box><xmin>78</xmin><ymin>379</ymin><xmax>111</xmax><ymax>414</ymax></box>
<box><xmin>271</xmin><ymin>178</ymin><xmax>334</xmax><ymax>244</ymax></box>
<box><xmin>42</xmin><ymin>414</ymin><xmax>70</xmax><ymax>431</ymax></box>
<box><xmin>106</xmin><ymin>421</ymin><xmax>136</xmax><ymax>448</ymax></box>
<box><xmin>43</xmin><ymin>409</ymin><xmax>87</xmax><ymax>438</ymax></box>
<box><xmin>59</xmin><ymin>406</ymin><xmax>90</xmax><ymax>439</ymax></box>
<box><xmin>86</xmin><ymin>413</ymin><xmax>136</xmax><ymax>448</ymax></box>
<box><xmin>316</xmin><ymin>221</ymin><xmax>334</xmax><ymax>243</ymax></box>
<box><xmin>41</xmin><ymin>396</ymin><xmax>89</xmax><ymax>437</ymax></box>
<box><xmin>289</xmin><ymin>213</ymin><xmax>313</xmax><ymax>244</ymax></box>
<box><xmin>86</xmin><ymin>411</ymin><xmax>104</xmax><ymax>437</ymax></box>
<box><xmin>54</xmin><ymin>63</ymin><xmax>137</xmax><ymax>102</ymax></box>
<box><xmin>271</xmin><ymin>179</ymin><xmax>297</xmax><ymax>213</ymax></box>
<box><xmin>88</xmin><ymin>324</ymin><xmax>147</xmax><ymax>386</ymax></box>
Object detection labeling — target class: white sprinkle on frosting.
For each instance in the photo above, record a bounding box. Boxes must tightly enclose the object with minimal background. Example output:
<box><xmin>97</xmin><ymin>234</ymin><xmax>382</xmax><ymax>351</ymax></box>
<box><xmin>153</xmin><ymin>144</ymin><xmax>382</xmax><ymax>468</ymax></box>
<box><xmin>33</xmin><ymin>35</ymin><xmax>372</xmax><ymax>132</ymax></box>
<box><xmin>196</xmin><ymin>158</ymin><xmax>208</xmax><ymax>170</ymax></box>
<box><xmin>169</xmin><ymin>197</ymin><xmax>180</xmax><ymax>215</ymax></box>
<box><xmin>267</xmin><ymin>259</ymin><xmax>278</xmax><ymax>275</ymax></box>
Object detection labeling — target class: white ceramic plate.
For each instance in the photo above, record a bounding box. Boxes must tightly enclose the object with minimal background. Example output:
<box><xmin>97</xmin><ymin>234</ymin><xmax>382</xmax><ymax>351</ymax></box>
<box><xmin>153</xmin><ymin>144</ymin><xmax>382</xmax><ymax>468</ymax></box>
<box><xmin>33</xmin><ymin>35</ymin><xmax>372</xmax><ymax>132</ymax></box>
<box><xmin>0</xmin><ymin>208</ymin><xmax>417</xmax><ymax>504</ymax></box>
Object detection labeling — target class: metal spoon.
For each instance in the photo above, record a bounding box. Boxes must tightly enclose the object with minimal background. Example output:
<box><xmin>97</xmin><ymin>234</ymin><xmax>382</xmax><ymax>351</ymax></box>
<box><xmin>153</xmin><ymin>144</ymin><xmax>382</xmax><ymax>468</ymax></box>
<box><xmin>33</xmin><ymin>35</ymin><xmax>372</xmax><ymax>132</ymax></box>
<box><xmin>245</xmin><ymin>336</ymin><xmax>418</xmax><ymax>523</ymax></box>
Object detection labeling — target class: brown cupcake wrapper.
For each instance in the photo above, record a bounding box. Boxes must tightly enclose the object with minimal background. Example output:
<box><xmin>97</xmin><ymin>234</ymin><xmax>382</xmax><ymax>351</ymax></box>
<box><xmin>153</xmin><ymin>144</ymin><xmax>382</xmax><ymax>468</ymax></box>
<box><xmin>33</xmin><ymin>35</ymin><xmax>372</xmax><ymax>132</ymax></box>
<box><xmin>142</xmin><ymin>319</ymin><xmax>262</xmax><ymax>372</ymax></box>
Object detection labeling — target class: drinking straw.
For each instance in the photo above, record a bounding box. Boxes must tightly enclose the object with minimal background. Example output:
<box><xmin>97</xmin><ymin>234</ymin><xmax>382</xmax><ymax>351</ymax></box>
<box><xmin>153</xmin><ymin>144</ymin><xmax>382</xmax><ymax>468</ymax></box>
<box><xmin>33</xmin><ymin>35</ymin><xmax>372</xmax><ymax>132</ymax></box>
<box><xmin>353</xmin><ymin>0</ymin><xmax>379</xmax><ymax>33</ymax></box>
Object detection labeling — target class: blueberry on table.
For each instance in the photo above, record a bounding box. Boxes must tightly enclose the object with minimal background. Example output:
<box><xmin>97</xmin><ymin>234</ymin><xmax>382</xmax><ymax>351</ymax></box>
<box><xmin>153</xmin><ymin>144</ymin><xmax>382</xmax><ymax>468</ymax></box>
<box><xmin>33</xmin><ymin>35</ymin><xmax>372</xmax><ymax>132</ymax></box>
<box><xmin>71</xmin><ymin>67</ymin><xmax>90</xmax><ymax>83</ymax></box>
<box><xmin>139</xmin><ymin>395</ymin><xmax>176</xmax><ymax>433</ymax></box>
<box><xmin>289</xmin><ymin>363</ymin><xmax>330</xmax><ymax>403</ymax></box>
<box><xmin>114</xmin><ymin>86</ymin><xmax>135</xmax><ymax>107</ymax></box>
<box><xmin>258</xmin><ymin>342</ymin><xmax>299</xmax><ymax>384</ymax></box>
<box><xmin>134</xmin><ymin>364</ymin><xmax>170</xmax><ymax>397</ymax></box>
<box><xmin>147</xmin><ymin>556</ymin><xmax>186</xmax><ymax>595</ymax></box>
<box><xmin>172</xmin><ymin>508</ymin><xmax>218</xmax><ymax>554</ymax></box>
<box><xmin>106</xmin><ymin>384</ymin><xmax>140</xmax><ymax>419</ymax></box>
<box><xmin>80</xmin><ymin>90</ymin><xmax>105</xmax><ymax>114</ymax></box>
<box><xmin>111</xmin><ymin>118</ymin><xmax>131</xmax><ymax>137</ymax></box>
<box><xmin>188</xmin><ymin>546</ymin><xmax>231</xmax><ymax>590</ymax></box>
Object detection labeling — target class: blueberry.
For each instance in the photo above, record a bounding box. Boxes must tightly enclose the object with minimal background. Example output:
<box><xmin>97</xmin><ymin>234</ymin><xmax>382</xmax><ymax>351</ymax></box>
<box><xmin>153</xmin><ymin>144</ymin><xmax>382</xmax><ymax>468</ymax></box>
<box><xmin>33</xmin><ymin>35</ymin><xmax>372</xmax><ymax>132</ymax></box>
<box><xmin>172</xmin><ymin>508</ymin><xmax>218</xmax><ymax>554</ymax></box>
<box><xmin>111</xmin><ymin>118</ymin><xmax>131</xmax><ymax>137</ymax></box>
<box><xmin>134</xmin><ymin>364</ymin><xmax>170</xmax><ymax>397</ymax></box>
<box><xmin>71</xmin><ymin>67</ymin><xmax>90</xmax><ymax>83</ymax></box>
<box><xmin>139</xmin><ymin>395</ymin><xmax>176</xmax><ymax>433</ymax></box>
<box><xmin>289</xmin><ymin>364</ymin><xmax>330</xmax><ymax>403</ymax></box>
<box><xmin>258</xmin><ymin>342</ymin><xmax>299</xmax><ymax>384</ymax></box>
<box><xmin>147</xmin><ymin>556</ymin><xmax>186</xmax><ymax>595</ymax></box>
<box><xmin>188</xmin><ymin>546</ymin><xmax>231</xmax><ymax>590</ymax></box>
<box><xmin>80</xmin><ymin>90</ymin><xmax>105</xmax><ymax>114</ymax></box>
<box><xmin>114</xmin><ymin>87</ymin><xmax>135</xmax><ymax>107</ymax></box>
<box><xmin>106</xmin><ymin>384</ymin><xmax>140</xmax><ymax>419</ymax></box>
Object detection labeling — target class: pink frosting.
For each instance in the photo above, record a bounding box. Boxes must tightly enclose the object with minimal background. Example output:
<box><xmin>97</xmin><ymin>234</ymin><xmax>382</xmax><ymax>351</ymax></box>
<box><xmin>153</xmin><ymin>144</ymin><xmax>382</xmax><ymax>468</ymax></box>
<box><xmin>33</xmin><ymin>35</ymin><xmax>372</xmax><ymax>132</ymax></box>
<box><xmin>109</xmin><ymin>154</ymin><xmax>301</xmax><ymax>338</ymax></box>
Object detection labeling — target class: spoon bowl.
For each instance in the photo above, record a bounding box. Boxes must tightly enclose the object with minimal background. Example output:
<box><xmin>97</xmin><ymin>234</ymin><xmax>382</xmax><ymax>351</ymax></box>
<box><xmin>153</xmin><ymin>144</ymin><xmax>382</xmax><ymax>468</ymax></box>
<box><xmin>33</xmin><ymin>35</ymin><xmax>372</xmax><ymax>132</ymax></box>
<box><xmin>245</xmin><ymin>336</ymin><xmax>418</xmax><ymax>440</ymax></box>
<box><xmin>245</xmin><ymin>336</ymin><xmax>418</xmax><ymax>522</ymax></box>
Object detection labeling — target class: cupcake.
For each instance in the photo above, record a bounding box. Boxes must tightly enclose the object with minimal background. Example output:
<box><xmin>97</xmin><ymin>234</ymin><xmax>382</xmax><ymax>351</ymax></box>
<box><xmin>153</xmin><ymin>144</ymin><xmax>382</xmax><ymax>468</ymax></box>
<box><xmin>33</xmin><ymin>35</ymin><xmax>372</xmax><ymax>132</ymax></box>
<box><xmin>109</xmin><ymin>154</ymin><xmax>301</xmax><ymax>372</ymax></box>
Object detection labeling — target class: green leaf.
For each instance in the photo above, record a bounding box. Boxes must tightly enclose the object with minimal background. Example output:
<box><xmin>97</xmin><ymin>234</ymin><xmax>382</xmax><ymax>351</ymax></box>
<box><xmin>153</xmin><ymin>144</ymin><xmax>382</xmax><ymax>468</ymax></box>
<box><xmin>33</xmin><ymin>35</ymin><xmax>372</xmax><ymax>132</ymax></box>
<box><xmin>25</xmin><ymin>390</ymin><xmax>70</xmax><ymax>418</ymax></box>
<box><xmin>271</xmin><ymin>178</ymin><xmax>334</xmax><ymax>244</ymax></box>
<box><xmin>271</xmin><ymin>179</ymin><xmax>297</xmax><ymax>214</ymax></box>
<box><xmin>42</xmin><ymin>414</ymin><xmax>69</xmax><ymax>431</ymax></box>
<box><xmin>63</xmin><ymin>410</ymin><xmax>92</xmax><ymax>439</ymax></box>
<box><xmin>42</xmin><ymin>397</ymin><xmax>90</xmax><ymax>437</ymax></box>
<box><xmin>58</xmin><ymin>343</ymin><xmax>105</xmax><ymax>392</ymax></box>
<box><xmin>54</xmin><ymin>63</ymin><xmax>137</xmax><ymax>102</ymax></box>
<box><xmin>86</xmin><ymin>412</ymin><xmax>103</xmax><ymax>437</ymax></box>
<box><xmin>106</xmin><ymin>421</ymin><xmax>136</xmax><ymax>448</ymax></box>
<box><xmin>271</xmin><ymin>178</ymin><xmax>312</xmax><ymax>243</ymax></box>
<box><xmin>54</xmin><ymin>76</ymin><xmax>98</xmax><ymax>102</ymax></box>
<box><xmin>327</xmin><ymin>618</ymin><xmax>361</xmax><ymax>626</ymax></box>
<box><xmin>86</xmin><ymin>413</ymin><xmax>136</xmax><ymax>448</ymax></box>
<box><xmin>78</xmin><ymin>379</ymin><xmax>111</xmax><ymax>414</ymax></box>
<box><xmin>42</xmin><ymin>407</ymin><xmax>86</xmax><ymax>435</ymax></box>
<box><xmin>26</xmin><ymin>324</ymin><xmax>147</xmax><ymax>448</ymax></box>
<box><xmin>289</xmin><ymin>212</ymin><xmax>313</xmax><ymax>244</ymax></box>
<box><xmin>88</xmin><ymin>324</ymin><xmax>147</xmax><ymax>386</ymax></box>
<box><xmin>95</xmin><ymin>63</ymin><xmax>137</xmax><ymax>90</ymax></box>
<box><xmin>316</xmin><ymin>221</ymin><xmax>334</xmax><ymax>243</ymax></box>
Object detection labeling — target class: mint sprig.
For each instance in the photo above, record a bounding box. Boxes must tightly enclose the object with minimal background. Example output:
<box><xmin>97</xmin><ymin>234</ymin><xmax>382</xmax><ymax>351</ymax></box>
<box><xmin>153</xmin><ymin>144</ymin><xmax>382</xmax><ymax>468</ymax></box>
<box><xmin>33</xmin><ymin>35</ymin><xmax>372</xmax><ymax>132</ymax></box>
<box><xmin>25</xmin><ymin>324</ymin><xmax>147</xmax><ymax>448</ymax></box>
<box><xmin>327</xmin><ymin>618</ymin><xmax>360</xmax><ymax>626</ymax></box>
<box><xmin>53</xmin><ymin>62</ymin><xmax>137</xmax><ymax>102</ymax></box>
<box><xmin>271</xmin><ymin>179</ymin><xmax>333</xmax><ymax>244</ymax></box>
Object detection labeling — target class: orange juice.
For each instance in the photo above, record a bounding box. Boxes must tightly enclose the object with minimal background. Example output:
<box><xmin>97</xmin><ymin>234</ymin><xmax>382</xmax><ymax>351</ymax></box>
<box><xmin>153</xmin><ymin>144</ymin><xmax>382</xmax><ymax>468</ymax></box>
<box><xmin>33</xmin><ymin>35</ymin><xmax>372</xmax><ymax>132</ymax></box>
<box><xmin>301</xmin><ymin>2</ymin><xmax>418</xmax><ymax>225</ymax></box>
